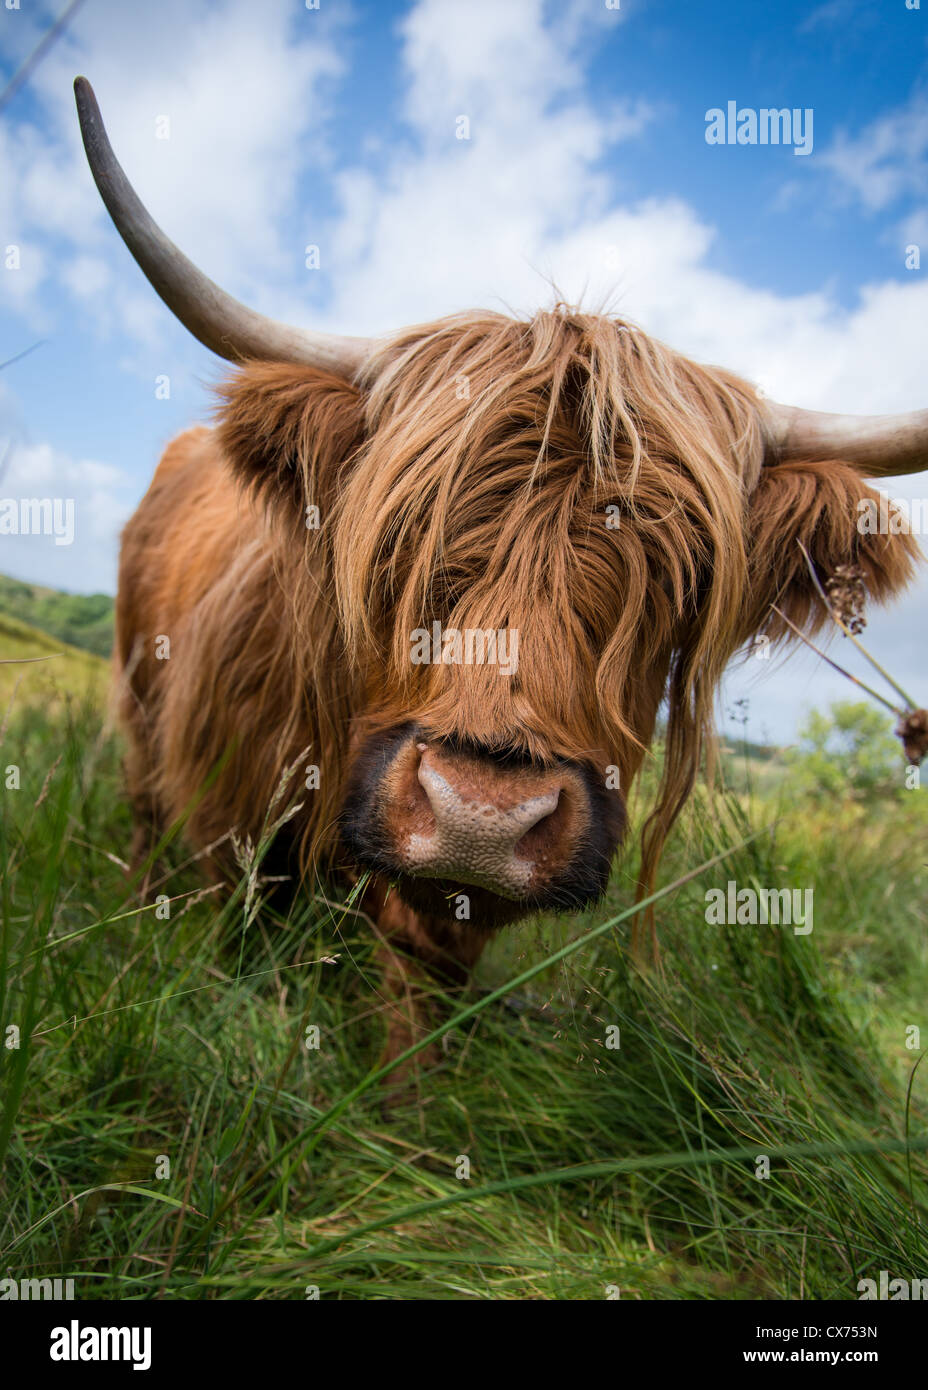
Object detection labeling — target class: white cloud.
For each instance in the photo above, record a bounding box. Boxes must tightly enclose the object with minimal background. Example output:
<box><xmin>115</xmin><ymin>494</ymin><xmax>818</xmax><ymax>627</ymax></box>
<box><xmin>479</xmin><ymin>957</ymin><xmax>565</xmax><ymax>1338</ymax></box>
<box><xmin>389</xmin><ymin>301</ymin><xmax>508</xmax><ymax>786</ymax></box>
<box><xmin>798</xmin><ymin>0</ymin><xmax>865</xmax><ymax>35</ymax></box>
<box><xmin>820</xmin><ymin>97</ymin><xmax>928</xmax><ymax>212</ymax></box>
<box><xmin>1</xmin><ymin>0</ymin><xmax>345</xmax><ymax>343</ymax></box>
<box><xmin>60</xmin><ymin>254</ymin><xmax>111</xmax><ymax>300</ymax></box>
<box><xmin>0</xmin><ymin>441</ymin><xmax>133</xmax><ymax>592</ymax></box>
<box><xmin>816</xmin><ymin>91</ymin><xmax>928</xmax><ymax>269</ymax></box>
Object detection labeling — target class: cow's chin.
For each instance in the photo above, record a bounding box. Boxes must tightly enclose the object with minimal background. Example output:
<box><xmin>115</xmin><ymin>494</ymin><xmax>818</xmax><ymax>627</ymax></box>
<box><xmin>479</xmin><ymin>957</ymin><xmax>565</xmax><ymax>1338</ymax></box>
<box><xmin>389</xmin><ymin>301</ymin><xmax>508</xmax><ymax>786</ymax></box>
<box><xmin>380</xmin><ymin>874</ymin><xmax>534</xmax><ymax>929</ymax></box>
<box><xmin>355</xmin><ymin>857</ymin><xmax>615</xmax><ymax>931</ymax></box>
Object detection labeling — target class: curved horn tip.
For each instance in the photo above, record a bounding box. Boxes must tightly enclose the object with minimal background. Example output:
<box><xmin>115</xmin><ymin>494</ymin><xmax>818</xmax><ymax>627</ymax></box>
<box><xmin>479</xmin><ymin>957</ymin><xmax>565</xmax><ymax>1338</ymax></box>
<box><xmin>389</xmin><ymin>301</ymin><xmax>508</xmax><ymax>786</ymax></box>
<box><xmin>71</xmin><ymin>75</ymin><xmax>372</xmax><ymax>377</ymax></box>
<box><xmin>73</xmin><ymin>75</ymin><xmax>98</xmax><ymax>120</ymax></box>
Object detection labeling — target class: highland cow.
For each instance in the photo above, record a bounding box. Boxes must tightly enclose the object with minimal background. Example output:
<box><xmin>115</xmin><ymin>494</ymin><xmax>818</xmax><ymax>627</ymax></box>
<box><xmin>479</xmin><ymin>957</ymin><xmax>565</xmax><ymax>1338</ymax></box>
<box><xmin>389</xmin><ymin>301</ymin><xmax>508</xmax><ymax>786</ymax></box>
<box><xmin>75</xmin><ymin>78</ymin><xmax>925</xmax><ymax>1074</ymax></box>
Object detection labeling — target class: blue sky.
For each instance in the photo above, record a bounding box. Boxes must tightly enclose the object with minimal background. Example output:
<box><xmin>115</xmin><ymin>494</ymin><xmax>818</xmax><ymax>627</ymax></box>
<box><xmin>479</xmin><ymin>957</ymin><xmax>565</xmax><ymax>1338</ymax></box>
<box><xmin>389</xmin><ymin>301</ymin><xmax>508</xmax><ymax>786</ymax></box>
<box><xmin>1</xmin><ymin>0</ymin><xmax>927</xmax><ymax>744</ymax></box>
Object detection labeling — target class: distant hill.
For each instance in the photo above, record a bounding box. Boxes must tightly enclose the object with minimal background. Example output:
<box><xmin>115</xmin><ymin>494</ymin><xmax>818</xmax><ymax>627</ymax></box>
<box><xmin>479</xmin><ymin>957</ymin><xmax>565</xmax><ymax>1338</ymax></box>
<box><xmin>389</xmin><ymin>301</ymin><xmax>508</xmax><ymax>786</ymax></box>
<box><xmin>0</xmin><ymin>573</ymin><xmax>114</xmax><ymax>658</ymax></box>
<box><xmin>0</xmin><ymin>610</ymin><xmax>110</xmax><ymax>708</ymax></box>
<box><xmin>718</xmin><ymin>735</ymin><xmax>782</xmax><ymax>762</ymax></box>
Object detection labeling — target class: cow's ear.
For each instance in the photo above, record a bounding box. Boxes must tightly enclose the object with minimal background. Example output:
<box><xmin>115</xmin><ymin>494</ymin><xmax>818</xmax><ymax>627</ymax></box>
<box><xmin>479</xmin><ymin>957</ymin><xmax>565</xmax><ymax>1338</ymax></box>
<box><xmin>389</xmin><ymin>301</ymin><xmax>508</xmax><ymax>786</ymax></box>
<box><xmin>742</xmin><ymin>459</ymin><xmax>920</xmax><ymax>642</ymax></box>
<box><xmin>214</xmin><ymin>362</ymin><xmax>366</xmax><ymax>519</ymax></box>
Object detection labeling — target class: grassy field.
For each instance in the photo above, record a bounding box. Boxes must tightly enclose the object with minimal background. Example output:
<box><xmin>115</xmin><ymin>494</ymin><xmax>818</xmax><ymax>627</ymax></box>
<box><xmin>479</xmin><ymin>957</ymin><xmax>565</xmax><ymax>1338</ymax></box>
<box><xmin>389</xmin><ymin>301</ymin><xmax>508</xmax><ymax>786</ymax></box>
<box><xmin>0</xmin><ymin>633</ymin><xmax>926</xmax><ymax>1300</ymax></box>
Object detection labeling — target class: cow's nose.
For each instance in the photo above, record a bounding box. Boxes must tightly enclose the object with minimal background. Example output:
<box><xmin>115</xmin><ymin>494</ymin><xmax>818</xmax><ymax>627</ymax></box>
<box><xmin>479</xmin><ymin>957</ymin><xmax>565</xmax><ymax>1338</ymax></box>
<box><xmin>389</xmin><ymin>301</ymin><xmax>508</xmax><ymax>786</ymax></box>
<box><xmin>398</xmin><ymin>744</ymin><xmax>569</xmax><ymax>898</ymax></box>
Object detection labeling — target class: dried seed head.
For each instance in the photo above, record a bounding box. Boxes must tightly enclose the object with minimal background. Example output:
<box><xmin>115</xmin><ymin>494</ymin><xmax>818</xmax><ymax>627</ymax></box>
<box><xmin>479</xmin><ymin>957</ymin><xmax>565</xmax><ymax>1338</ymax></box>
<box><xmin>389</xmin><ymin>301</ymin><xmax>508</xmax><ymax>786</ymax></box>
<box><xmin>895</xmin><ymin>708</ymin><xmax>928</xmax><ymax>765</ymax></box>
<box><xmin>825</xmin><ymin>563</ymin><xmax>867</xmax><ymax>634</ymax></box>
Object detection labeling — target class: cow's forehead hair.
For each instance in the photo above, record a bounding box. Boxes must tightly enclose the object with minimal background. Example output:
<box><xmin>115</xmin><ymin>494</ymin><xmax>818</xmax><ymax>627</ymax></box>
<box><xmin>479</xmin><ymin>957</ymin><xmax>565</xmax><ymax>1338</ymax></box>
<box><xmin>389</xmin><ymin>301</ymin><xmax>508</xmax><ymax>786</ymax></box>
<box><xmin>357</xmin><ymin>305</ymin><xmax>766</xmax><ymax>495</ymax></box>
<box><xmin>333</xmin><ymin>306</ymin><xmax>762</xmax><ymax>666</ymax></box>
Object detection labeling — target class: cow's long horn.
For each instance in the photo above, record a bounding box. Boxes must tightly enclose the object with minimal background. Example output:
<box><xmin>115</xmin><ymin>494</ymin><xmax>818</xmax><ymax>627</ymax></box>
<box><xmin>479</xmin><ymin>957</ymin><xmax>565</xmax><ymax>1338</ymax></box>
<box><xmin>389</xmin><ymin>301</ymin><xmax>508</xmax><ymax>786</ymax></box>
<box><xmin>763</xmin><ymin>399</ymin><xmax>928</xmax><ymax>476</ymax></box>
<box><xmin>74</xmin><ymin>77</ymin><xmax>371</xmax><ymax>378</ymax></box>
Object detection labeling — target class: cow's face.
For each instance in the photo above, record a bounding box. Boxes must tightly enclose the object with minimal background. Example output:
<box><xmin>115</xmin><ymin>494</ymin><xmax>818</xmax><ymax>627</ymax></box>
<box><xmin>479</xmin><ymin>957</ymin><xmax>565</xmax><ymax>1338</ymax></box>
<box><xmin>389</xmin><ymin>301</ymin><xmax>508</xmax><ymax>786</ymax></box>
<box><xmin>218</xmin><ymin>312</ymin><xmax>918</xmax><ymax>929</ymax></box>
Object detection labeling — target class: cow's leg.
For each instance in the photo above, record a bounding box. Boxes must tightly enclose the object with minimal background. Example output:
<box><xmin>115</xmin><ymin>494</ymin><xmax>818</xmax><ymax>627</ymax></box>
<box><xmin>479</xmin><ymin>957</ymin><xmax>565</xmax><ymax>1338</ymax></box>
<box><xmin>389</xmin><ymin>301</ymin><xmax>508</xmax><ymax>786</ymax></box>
<box><xmin>363</xmin><ymin>882</ymin><xmax>492</xmax><ymax>1098</ymax></box>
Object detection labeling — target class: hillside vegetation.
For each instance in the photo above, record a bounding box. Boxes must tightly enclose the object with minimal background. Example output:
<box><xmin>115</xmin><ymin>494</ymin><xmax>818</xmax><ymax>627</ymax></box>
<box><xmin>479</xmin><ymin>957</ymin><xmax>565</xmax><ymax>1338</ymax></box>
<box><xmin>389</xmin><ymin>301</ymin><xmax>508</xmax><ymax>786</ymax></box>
<box><xmin>0</xmin><ymin>610</ymin><xmax>110</xmax><ymax>708</ymax></box>
<box><xmin>0</xmin><ymin>572</ymin><xmax>114</xmax><ymax>659</ymax></box>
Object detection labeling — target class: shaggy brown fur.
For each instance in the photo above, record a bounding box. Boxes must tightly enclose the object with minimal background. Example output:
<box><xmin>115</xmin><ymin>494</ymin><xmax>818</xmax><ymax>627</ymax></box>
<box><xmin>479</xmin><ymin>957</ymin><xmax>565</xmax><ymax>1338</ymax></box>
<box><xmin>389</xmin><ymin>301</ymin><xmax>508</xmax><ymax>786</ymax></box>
<box><xmin>115</xmin><ymin>305</ymin><xmax>919</xmax><ymax>1064</ymax></box>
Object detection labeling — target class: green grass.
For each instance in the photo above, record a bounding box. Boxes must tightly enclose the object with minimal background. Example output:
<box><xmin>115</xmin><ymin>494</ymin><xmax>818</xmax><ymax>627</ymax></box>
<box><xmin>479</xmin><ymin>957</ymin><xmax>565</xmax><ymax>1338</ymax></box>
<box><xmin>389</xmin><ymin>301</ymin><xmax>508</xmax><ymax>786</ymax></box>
<box><xmin>0</xmin><ymin>692</ymin><xmax>926</xmax><ymax>1300</ymax></box>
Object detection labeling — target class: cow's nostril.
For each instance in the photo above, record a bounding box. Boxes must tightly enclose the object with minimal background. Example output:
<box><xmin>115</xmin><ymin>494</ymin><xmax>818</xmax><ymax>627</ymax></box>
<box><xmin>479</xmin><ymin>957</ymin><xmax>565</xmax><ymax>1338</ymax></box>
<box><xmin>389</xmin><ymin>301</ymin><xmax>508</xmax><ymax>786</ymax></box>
<box><xmin>513</xmin><ymin>788</ymin><xmax>567</xmax><ymax>862</ymax></box>
<box><xmin>390</xmin><ymin>742</ymin><xmax>436</xmax><ymax>835</ymax></box>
